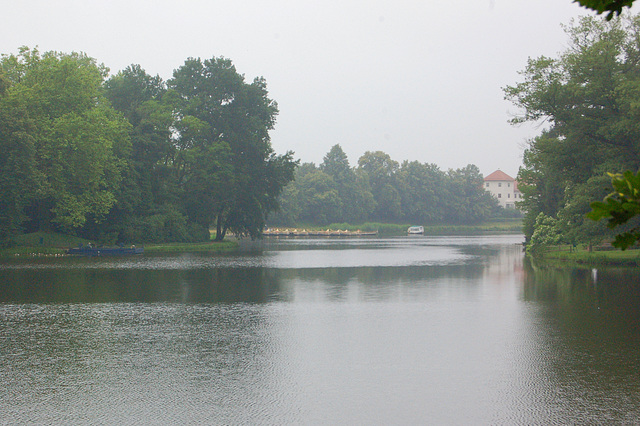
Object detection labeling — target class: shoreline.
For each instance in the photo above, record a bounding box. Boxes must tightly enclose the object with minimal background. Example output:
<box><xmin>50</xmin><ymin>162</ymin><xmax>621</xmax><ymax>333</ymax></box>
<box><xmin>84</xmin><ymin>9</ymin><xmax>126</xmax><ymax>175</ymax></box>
<box><xmin>537</xmin><ymin>246</ymin><xmax>640</xmax><ymax>267</ymax></box>
<box><xmin>1</xmin><ymin>222</ymin><xmax>523</xmax><ymax>258</ymax></box>
<box><xmin>0</xmin><ymin>237</ymin><xmax>239</xmax><ymax>258</ymax></box>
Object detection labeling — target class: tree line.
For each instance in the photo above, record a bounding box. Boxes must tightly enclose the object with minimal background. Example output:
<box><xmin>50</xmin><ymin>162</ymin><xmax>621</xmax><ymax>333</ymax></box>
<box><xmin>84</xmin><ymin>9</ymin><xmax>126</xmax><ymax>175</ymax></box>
<box><xmin>504</xmin><ymin>14</ymin><xmax>640</xmax><ymax>251</ymax></box>
<box><xmin>269</xmin><ymin>145</ymin><xmax>504</xmax><ymax>227</ymax></box>
<box><xmin>0</xmin><ymin>47</ymin><xmax>509</xmax><ymax>246</ymax></box>
<box><xmin>0</xmin><ymin>48</ymin><xmax>296</xmax><ymax>244</ymax></box>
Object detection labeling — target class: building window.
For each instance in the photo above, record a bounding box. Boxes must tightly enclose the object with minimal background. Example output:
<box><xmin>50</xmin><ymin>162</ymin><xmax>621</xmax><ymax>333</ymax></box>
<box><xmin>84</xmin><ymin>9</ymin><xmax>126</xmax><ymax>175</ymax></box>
<box><xmin>485</xmin><ymin>182</ymin><xmax>489</xmax><ymax>187</ymax></box>
<box><xmin>498</xmin><ymin>193</ymin><xmax>502</xmax><ymax>198</ymax></box>
<box><xmin>508</xmin><ymin>183</ymin><xmax>511</xmax><ymax>187</ymax></box>
<box><xmin>498</xmin><ymin>182</ymin><xmax>502</xmax><ymax>187</ymax></box>
<box><xmin>508</xmin><ymin>193</ymin><xmax>510</xmax><ymax>198</ymax></box>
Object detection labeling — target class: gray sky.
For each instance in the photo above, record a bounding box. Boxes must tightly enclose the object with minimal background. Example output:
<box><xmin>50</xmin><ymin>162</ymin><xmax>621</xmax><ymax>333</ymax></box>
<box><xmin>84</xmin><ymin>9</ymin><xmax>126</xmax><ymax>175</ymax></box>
<box><xmin>3</xmin><ymin>0</ymin><xmax>634</xmax><ymax>178</ymax></box>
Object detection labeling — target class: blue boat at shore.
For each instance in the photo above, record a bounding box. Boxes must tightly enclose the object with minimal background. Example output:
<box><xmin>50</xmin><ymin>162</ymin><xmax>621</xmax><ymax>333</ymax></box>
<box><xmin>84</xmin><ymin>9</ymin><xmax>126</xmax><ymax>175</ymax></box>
<box><xmin>67</xmin><ymin>244</ymin><xmax>144</xmax><ymax>256</ymax></box>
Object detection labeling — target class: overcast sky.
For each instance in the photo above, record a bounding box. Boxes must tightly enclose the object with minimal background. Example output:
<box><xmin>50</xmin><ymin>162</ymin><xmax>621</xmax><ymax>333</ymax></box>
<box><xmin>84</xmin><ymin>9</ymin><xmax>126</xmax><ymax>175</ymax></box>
<box><xmin>3</xmin><ymin>0</ymin><xmax>636</xmax><ymax>178</ymax></box>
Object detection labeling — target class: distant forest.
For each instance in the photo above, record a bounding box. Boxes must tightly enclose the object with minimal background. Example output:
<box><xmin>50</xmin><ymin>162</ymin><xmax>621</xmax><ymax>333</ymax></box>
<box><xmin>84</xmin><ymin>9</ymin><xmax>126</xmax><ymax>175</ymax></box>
<box><xmin>269</xmin><ymin>145</ymin><xmax>506</xmax><ymax>227</ymax></box>
<box><xmin>0</xmin><ymin>48</ymin><xmax>510</xmax><ymax>246</ymax></box>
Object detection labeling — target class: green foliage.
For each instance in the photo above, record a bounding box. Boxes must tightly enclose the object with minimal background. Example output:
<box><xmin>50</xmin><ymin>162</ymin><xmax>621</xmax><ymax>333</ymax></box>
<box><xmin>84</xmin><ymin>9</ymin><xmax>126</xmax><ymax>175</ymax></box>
<box><xmin>272</xmin><ymin>147</ymin><xmax>501</xmax><ymax>227</ymax></box>
<box><xmin>588</xmin><ymin>170</ymin><xmax>640</xmax><ymax>248</ymax></box>
<box><xmin>168</xmin><ymin>57</ymin><xmax>296</xmax><ymax>240</ymax></box>
<box><xmin>575</xmin><ymin>0</ymin><xmax>635</xmax><ymax>20</ymax></box>
<box><xmin>0</xmin><ymin>79</ymin><xmax>39</xmax><ymax>242</ymax></box>
<box><xmin>445</xmin><ymin>164</ymin><xmax>500</xmax><ymax>224</ymax></box>
<box><xmin>0</xmin><ymin>47</ymin><xmax>131</xmax><ymax>239</ymax></box>
<box><xmin>358</xmin><ymin>151</ymin><xmax>401</xmax><ymax>221</ymax></box>
<box><xmin>0</xmin><ymin>48</ymin><xmax>295</xmax><ymax>245</ymax></box>
<box><xmin>527</xmin><ymin>213</ymin><xmax>563</xmax><ymax>255</ymax></box>
<box><xmin>297</xmin><ymin>166</ymin><xmax>342</xmax><ymax>225</ymax></box>
<box><xmin>320</xmin><ymin>145</ymin><xmax>375</xmax><ymax>223</ymax></box>
<box><xmin>505</xmin><ymin>14</ymin><xmax>640</xmax><ymax>252</ymax></box>
<box><xmin>557</xmin><ymin>174</ymin><xmax>612</xmax><ymax>246</ymax></box>
<box><xmin>103</xmin><ymin>64</ymin><xmax>165</xmax><ymax>126</ymax></box>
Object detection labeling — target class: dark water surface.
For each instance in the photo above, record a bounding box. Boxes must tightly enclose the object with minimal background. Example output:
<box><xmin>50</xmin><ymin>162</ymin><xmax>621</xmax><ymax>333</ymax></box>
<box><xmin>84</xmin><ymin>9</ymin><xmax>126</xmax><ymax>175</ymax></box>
<box><xmin>1</xmin><ymin>235</ymin><xmax>639</xmax><ymax>424</ymax></box>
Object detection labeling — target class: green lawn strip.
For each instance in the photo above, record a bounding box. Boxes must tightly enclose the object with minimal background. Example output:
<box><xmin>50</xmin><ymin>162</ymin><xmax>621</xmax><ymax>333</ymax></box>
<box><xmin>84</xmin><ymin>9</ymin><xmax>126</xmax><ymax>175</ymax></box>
<box><xmin>1</xmin><ymin>231</ymin><xmax>238</xmax><ymax>257</ymax></box>
<box><xmin>1</xmin><ymin>231</ymin><xmax>88</xmax><ymax>257</ymax></box>
<box><xmin>0</xmin><ymin>245</ymin><xmax>67</xmax><ymax>257</ymax></box>
<box><xmin>542</xmin><ymin>246</ymin><xmax>640</xmax><ymax>266</ymax></box>
<box><xmin>143</xmin><ymin>241</ymin><xmax>238</xmax><ymax>253</ymax></box>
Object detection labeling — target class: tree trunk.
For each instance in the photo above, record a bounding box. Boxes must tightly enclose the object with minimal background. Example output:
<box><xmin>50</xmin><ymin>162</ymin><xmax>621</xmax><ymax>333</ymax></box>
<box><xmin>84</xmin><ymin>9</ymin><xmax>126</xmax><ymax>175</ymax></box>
<box><xmin>214</xmin><ymin>209</ymin><xmax>226</xmax><ymax>241</ymax></box>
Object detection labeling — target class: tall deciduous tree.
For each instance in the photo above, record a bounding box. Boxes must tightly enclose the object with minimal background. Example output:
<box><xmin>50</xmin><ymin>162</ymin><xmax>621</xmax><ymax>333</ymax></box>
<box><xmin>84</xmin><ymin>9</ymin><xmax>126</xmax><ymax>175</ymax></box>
<box><xmin>320</xmin><ymin>144</ymin><xmax>374</xmax><ymax>223</ymax></box>
<box><xmin>0</xmin><ymin>48</ymin><xmax>131</xmax><ymax>236</ymax></box>
<box><xmin>505</xmin><ymin>14</ymin><xmax>640</xmax><ymax>245</ymax></box>
<box><xmin>168</xmin><ymin>57</ymin><xmax>296</xmax><ymax>240</ymax></box>
<box><xmin>103</xmin><ymin>64</ymin><xmax>205</xmax><ymax>243</ymax></box>
<box><xmin>445</xmin><ymin>165</ymin><xmax>499</xmax><ymax>224</ymax></box>
<box><xmin>358</xmin><ymin>151</ymin><xmax>401</xmax><ymax>221</ymax></box>
<box><xmin>0</xmin><ymin>72</ymin><xmax>40</xmax><ymax>243</ymax></box>
<box><xmin>398</xmin><ymin>161</ymin><xmax>446</xmax><ymax>223</ymax></box>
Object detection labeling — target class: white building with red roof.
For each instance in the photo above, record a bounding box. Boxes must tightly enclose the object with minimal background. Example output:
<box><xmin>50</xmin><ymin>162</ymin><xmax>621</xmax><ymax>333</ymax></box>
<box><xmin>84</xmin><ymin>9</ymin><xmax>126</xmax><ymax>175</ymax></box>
<box><xmin>483</xmin><ymin>170</ymin><xmax>521</xmax><ymax>209</ymax></box>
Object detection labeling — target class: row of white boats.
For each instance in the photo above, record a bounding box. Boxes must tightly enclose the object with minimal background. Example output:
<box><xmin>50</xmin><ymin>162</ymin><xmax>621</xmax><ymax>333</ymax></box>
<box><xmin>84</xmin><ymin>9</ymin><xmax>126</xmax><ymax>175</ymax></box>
<box><xmin>262</xmin><ymin>228</ymin><xmax>378</xmax><ymax>237</ymax></box>
<box><xmin>262</xmin><ymin>226</ymin><xmax>425</xmax><ymax>237</ymax></box>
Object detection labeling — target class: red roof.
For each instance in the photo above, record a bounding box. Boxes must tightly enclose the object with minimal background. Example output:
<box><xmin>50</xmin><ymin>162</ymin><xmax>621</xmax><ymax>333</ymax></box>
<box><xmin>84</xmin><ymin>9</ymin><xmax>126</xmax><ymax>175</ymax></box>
<box><xmin>484</xmin><ymin>170</ymin><xmax>514</xmax><ymax>181</ymax></box>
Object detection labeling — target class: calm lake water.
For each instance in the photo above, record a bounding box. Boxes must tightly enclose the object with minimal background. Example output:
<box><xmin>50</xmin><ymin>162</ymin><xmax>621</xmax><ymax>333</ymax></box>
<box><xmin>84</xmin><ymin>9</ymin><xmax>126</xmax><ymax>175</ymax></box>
<box><xmin>1</xmin><ymin>234</ymin><xmax>639</xmax><ymax>424</ymax></box>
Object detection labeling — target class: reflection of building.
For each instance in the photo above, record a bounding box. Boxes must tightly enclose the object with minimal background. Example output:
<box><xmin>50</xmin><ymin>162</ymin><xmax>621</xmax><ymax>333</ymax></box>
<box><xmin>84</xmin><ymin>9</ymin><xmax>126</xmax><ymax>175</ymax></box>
<box><xmin>484</xmin><ymin>170</ymin><xmax>521</xmax><ymax>209</ymax></box>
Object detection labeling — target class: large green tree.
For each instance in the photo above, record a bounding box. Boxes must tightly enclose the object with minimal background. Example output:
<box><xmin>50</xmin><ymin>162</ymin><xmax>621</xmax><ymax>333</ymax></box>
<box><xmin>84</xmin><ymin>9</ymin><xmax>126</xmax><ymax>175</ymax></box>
<box><xmin>0</xmin><ymin>72</ymin><xmax>40</xmax><ymax>243</ymax></box>
<box><xmin>104</xmin><ymin>64</ymin><xmax>214</xmax><ymax>243</ymax></box>
<box><xmin>505</xmin><ymin>14</ymin><xmax>640</xmax><ymax>246</ymax></box>
<box><xmin>297</xmin><ymin>166</ymin><xmax>342</xmax><ymax>225</ymax></box>
<box><xmin>358</xmin><ymin>151</ymin><xmax>402</xmax><ymax>221</ymax></box>
<box><xmin>0</xmin><ymin>48</ymin><xmax>131</xmax><ymax>238</ymax></box>
<box><xmin>167</xmin><ymin>57</ymin><xmax>296</xmax><ymax>240</ymax></box>
<box><xmin>445</xmin><ymin>165</ymin><xmax>500</xmax><ymax>224</ymax></box>
<box><xmin>320</xmin><ymin>145</ymin><xmax>374</xmax><ymax>223</ymax></box>
<box><xmin>398</xmin><ymin>161</ymin><xmax>447</xmax><ymax>223</ymax></box>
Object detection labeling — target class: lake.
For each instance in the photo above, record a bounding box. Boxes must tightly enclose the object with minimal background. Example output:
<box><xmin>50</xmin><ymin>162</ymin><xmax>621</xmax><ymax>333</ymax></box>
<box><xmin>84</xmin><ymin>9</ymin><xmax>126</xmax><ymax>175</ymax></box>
<box><xmin>1</xmin><ymin>234</ymin><xmax>639</xmax><ymax>424</ymax></box>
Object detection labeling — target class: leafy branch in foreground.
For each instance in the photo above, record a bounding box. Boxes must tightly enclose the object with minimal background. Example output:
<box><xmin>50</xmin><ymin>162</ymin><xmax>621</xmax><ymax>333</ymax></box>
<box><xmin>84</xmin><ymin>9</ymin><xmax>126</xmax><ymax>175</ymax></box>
<box><xmin>588</xmin><ymin>170</ymin><xmax>640</xmax><ymax>249</ymax></box>
<box><xmin>575</xmin><ymin>0</ymin><xmax>635</xmax><ymax>19</ymax></box>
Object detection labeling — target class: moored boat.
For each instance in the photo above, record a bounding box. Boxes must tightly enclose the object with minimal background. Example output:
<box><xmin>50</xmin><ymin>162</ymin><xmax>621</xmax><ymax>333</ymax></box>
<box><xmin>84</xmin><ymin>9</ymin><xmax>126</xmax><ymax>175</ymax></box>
<box><xmin>407</xmin><ymin>226</ymin><xmax>424</xmax><ymax>235</ymax></box>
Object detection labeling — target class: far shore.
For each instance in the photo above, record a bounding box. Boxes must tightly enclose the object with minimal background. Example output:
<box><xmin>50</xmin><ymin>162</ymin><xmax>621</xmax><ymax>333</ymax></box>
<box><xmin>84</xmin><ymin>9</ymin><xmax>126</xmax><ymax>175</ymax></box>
<box><xmin>0</xmin><ymin>231</ymin><xmax>238</xmax><ymax>258</ymax></box>
<box><xmin>1</xmin><ymin>221</ymin><xmax>524</xmax><ymax>258</ymax></box>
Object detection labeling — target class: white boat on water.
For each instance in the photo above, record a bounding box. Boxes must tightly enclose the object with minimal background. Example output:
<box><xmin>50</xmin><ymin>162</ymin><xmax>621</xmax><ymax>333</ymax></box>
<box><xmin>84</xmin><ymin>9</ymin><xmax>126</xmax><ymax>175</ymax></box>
<box><xmin>407</xmin><ymin>226</ymin><xmax>424</xmax><ymax>235</ymax></box>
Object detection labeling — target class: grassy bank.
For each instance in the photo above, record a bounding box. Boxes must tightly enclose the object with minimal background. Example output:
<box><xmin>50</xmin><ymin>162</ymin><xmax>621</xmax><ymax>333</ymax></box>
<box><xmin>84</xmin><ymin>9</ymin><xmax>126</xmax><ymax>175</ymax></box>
<box><xmin>540</xmin><ymin>245</ymin><xmax>640</xmax><ymax>266</ymax></box>
<box><xmin>0</xmin><ymin>231</ymin><xmax>87</xmax><ymax>257</ymax></box>
<box><xmin>144</xmin><ymin>241</ymin><xmax>238</xmax><ymax>253</ymax></box>
<box><xmin>0</xmin><ymin>231</ymin><xmax>238</xmax><ymax>257</ymax></box>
